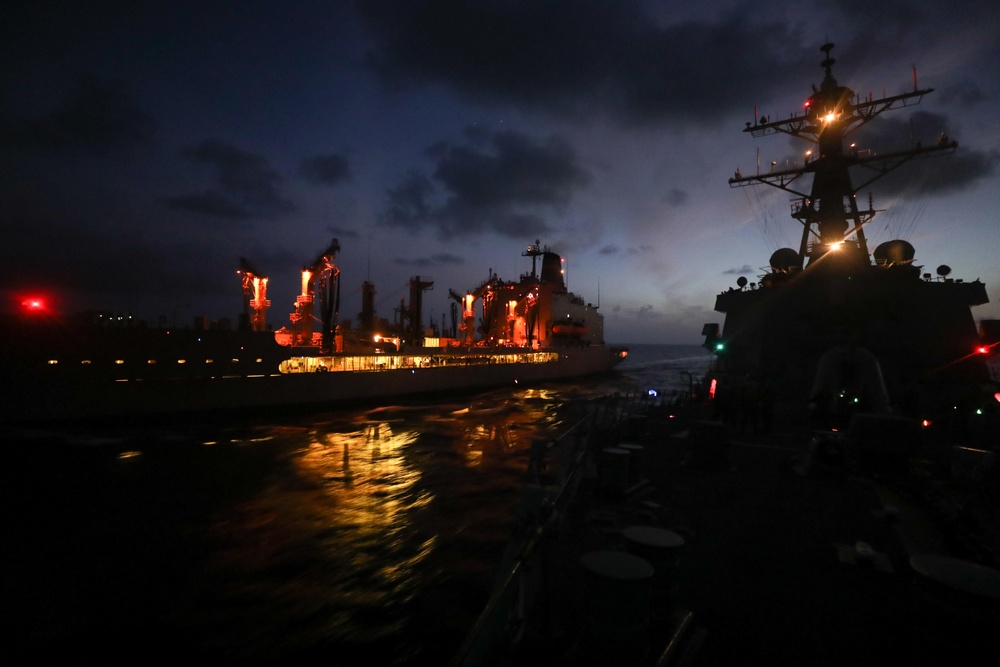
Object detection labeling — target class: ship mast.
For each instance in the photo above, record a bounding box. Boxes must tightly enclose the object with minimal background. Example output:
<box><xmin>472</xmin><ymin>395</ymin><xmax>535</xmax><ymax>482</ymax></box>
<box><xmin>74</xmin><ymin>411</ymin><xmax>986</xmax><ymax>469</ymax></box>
<box><xmin>729</xmin><ymin>43</ymin><xmax>957</xmax><ymax>268</ymax></box>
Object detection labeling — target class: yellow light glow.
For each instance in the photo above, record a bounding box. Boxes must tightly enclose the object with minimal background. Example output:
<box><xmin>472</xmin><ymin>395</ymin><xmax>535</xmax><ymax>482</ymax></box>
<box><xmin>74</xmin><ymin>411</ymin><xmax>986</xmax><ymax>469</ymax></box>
<box><xmin>830</xmin><ymin>242</ymin><xmax>843</xmax><ymax>251</ymax></box>
<box><xmin>824</xmin><ymin>112</ymin><xmax>837</xmax><ymax>123</ymax></box>
<box><xmin>47</xmin><ymin>359</ymin><xmax>58</xmax><ymax>365</ymax></box>
<box><xmin>115</xmin><ymin>359</ymin><xmax>125</xmax><ymax>365</ymax></box>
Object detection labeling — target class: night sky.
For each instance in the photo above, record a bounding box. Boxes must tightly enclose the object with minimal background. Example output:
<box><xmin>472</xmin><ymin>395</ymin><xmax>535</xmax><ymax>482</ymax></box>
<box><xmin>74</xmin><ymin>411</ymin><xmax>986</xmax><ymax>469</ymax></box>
<box><xmin>3</xmin><ymin>1</ymin><xmax>998</xmax><ymax>343</ymax></box>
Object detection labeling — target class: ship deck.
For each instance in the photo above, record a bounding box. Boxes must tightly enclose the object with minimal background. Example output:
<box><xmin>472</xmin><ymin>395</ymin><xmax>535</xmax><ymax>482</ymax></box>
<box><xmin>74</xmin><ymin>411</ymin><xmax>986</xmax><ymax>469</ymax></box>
<box><xmin>454</xmin><ymin>395</ymin><xmax>1000</xmax><ymax>666</ymax></box>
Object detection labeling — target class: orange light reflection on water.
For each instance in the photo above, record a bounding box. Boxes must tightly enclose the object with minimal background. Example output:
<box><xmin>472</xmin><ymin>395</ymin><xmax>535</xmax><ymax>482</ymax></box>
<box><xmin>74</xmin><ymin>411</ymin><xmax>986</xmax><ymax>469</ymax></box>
<box><xmin>295</xmin><ymin>422</ymin><xmax>434</xmax><ymax>572</ymax></box>
<box><xmin>207</xmin><ymin>419</ymin><xmax>437</xmax><ymax>651</ymax></box>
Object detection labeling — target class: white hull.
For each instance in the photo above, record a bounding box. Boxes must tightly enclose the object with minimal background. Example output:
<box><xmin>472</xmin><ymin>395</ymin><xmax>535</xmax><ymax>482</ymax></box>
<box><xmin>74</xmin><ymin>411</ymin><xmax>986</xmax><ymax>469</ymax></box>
<box><xmin>5</xmin><ymin>346</ymin><xmax>623</xmax><ymax>424</ymax></box>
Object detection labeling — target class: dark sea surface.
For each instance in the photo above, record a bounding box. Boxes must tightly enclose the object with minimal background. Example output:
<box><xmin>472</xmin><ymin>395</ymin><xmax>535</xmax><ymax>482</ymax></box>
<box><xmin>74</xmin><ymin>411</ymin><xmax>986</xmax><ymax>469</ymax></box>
<box><xmin>2</xmin><ymin>344</ymin><xmax>712</xmax><ymax>664</ymax></box>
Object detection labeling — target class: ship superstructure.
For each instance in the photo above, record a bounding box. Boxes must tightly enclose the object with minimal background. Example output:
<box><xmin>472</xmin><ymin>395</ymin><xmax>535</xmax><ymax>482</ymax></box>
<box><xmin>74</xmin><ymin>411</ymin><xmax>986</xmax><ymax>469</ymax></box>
<box><xmin>702</xmin><ymin>44</ymin><xmax>990</xmax><ymax>409</ymax></box>
<box><xmin>2</xmin><ymin>240</ymin><xmax>625</xmax><ymax>425</ymax></box>
<box><xmin>451</xmin><ymin>240</ymin><xmax>604</xmax><ymax>350</ymax></box>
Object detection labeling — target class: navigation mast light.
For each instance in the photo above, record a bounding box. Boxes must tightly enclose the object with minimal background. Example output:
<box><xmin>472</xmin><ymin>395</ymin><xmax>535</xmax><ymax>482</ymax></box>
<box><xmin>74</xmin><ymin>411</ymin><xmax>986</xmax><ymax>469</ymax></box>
<box><xmin>21</xmin><ymin>296</ymin><xmax>49</xmax><ymax>314</ymax></box>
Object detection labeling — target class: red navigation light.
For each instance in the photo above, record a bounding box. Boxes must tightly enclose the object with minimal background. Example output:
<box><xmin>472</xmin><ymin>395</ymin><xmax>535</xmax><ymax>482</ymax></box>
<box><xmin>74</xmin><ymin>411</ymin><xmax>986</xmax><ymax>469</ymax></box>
<box><xmin>976</xmin><ymin>345</ymin><xmax>989</xmax><ymax>354</ymax></box>
<box><xmin>21</xmin><ymin>296</ymin><xmax>47</xmax><ymax>313</ymax></box>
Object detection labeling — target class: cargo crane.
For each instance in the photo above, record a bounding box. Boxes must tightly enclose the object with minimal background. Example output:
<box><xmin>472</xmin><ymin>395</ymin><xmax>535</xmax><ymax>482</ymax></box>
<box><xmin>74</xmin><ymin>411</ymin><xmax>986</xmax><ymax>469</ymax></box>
<box><xmin>449</xmin><ymin>271</ymin><xmax>497</xmax><ymax>347</ymax></box>
<box><xmin>446</xmin><ymin>242</ymin><xmax>565</xmax><ymax>348</ymax></box>
<box><xmin>289</xmin><ymin>238</ymin><xmax>341</xmax><ymax>351</ymax></box>
<box><xmin>237</xmin><ymin>257</ymin><xmax>271</xmax><ymax>331</ymax></box>
<box><xmin>448</xmin><ymin>288</ymin><xmax>475</xmax><ymax>346</ymax></box>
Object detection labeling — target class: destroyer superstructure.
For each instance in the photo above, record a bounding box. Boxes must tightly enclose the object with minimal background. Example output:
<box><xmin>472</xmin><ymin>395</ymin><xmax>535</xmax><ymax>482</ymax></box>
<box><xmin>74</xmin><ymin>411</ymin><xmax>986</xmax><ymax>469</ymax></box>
<box><xmin>702</xmin><ymin>44</ymin><xmax>991</xmax><ymax>411</ymax></box>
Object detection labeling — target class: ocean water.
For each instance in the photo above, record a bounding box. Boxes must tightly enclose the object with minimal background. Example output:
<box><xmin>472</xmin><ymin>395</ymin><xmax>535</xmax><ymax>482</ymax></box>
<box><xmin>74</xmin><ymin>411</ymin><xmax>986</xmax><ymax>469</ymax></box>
<box><xmin>2</xmin><ymin>344</ymin><xmax>712</xmax><ymax>664</ymax></box>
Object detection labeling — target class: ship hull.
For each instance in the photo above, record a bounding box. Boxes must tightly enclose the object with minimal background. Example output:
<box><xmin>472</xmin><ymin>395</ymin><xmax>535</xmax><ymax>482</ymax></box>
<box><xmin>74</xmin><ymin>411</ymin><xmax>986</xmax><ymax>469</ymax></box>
<box><xmin>2</xmin><ymin>336</ymin><xmax>623</xmax><ymax>425</ymax></box>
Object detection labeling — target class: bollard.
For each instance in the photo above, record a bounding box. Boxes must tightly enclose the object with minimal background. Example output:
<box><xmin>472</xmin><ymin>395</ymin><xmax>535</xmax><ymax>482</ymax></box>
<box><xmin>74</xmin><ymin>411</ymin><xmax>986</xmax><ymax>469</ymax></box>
<box><xmin>621</xmin><ymin>525</ymin><xmax>685</xmax><ymax>618</ymax></box>
<box><xmin>578</xmin><ymin>550</ymin><xmax>654</xmax><ymax>666</ymax></box>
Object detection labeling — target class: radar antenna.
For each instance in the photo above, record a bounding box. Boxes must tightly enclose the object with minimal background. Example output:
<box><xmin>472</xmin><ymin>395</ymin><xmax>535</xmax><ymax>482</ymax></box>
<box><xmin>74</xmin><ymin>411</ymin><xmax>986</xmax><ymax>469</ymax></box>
<box><xmin>729</xmin><ymin>43</ymin><xmax>957</xmax><ymax>266</ymax></box>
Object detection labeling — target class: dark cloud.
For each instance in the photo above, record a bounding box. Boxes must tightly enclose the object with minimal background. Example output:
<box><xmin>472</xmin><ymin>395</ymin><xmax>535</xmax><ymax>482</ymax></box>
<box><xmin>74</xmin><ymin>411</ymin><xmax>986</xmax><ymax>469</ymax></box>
<box><xmin>232</xmin><ymin>244</ymin><xmax>309</xmax><ymax>286</ymax></box>
<box><xmin>300</xmin><ymin>153</ymin><xmax>352</xmax><ymax>186</ymax></box>
<box><xmin>938</xmin><ymin>81</ymin><xmax>990</xmax><ymax>107</ymax></box>
<box><xmin>880</xmin><ymin>147</ymin><xmax>1000</xmax><ymax>197</ymax></box>
<box><xmin>358</xmin><ymin>0</ymin><xmax>641</xmax><ymax>107</ymax></box>
<box><xmin>385</xmin><ymin>170</ymin><xmax>435</xmax><ymax>230</ymax></box>
<box><xmin>0</xmin><ymin>72</ymin><xmax>154</xmax><ymax>154</ymax></box>
<box><xmin>0</xmin><ymin>200</ymin><xmax>239</xmax><ymax>317</ymax></box>
<box><xmin>598</xmin><ymin>244</ymin><xmax>655</xmax><ymax>256</ymax></box>
<box><xmin>393</xmin><ymin>252</ymin><xmax>466</xmax><ymax>268</ymax></box>
<box><xmin>853</xmin><ymin>111</ymin><xmax>998</xmax><ymax>196</ymax></box>
<box><xmin>168</xmin><ymin>139</ymin><xmax>295</xmax><ymax>219</ymax></box>
<box><xmin>393</xmin><ymin>257</ymin><xmax>431</xmax><ymax>268</ymax></box>
<box><xmin>432</xmin><ymin>252</ymin><xmax>464</xmax><ymax>264</ymax></box>
<box><xmin>382</xmin><ymin>128</ymin><xmax>589</xmax><ymax>238</ymax></box>
<box><xmin>724</xmin><ymin>265</ymin><xmax>756</xmax><ymax>275</ymax></box>
<box><xmin>327</xmin><ymin>225</ymin><xmax>361</xmax><ymax>240</ymax></box>
<box><xmin>162</xmin><ymin>191</ymin><xmax>251</xmax><ymax>220</ymax></box>
<box><xmin>636</xmin><ymin>304</ymin><xmax>661</xmax><ymax>319</ymax></box>
<box><xmin>665</xmin><ymin>188</ymin><xmax>688</xmax><ymax>206</ymax></box>
<box><xmin>357</xmin><ymin>0</ymin><xmax>811</xmax><ymax>125</ymax></box>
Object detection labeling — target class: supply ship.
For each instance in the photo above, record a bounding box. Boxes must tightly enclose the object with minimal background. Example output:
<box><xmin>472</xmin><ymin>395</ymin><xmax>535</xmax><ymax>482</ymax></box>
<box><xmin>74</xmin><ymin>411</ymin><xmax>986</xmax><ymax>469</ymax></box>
<box><xmin>701</xmin><ymin>43</ymin><xmax>996</xmax><ymax>423</ymax></box>
<box><xmin>2</xmin><ymin>240</ymin><xmax>626</xmax><ymax>425</ymax></box>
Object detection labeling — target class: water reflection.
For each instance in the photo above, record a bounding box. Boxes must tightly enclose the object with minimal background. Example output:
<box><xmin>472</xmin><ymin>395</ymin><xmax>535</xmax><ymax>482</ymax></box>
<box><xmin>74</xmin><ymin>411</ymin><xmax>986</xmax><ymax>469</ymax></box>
<box><xmin>187</xmin><ymin>394</ymin><xmax>573</xmax><ymax>661</ymax></box>
<box><xmin>201</xmin><ymin>418</ymin><xmax>437</xmax><ymax>658</ymax></box>
<box><xmin>4</xmin><ymin>345</ymin><xmax>713</xmax><ymax>664</ymax></box>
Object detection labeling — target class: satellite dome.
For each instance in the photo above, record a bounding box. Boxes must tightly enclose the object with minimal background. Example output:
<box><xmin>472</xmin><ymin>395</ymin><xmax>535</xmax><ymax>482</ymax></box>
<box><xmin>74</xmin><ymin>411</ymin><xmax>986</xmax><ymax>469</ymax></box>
<box><xmin>937</xmin><ymin>265</ymin><xmax>952</xmax><ymax>277</ymax></box>
<box><xmin>737</xmin><ymin>276</ymin><xmax>748</xmax><ymax>288</ymax></box>
<box><xmin>769</xmin><ymin>248</ymin><xmax>801</xmax><ymax>272</ymax></box>
<box><xmin>873</xmin><ymin>240</ymin><xmax>915</xmax><ymax>265</ymax></box>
